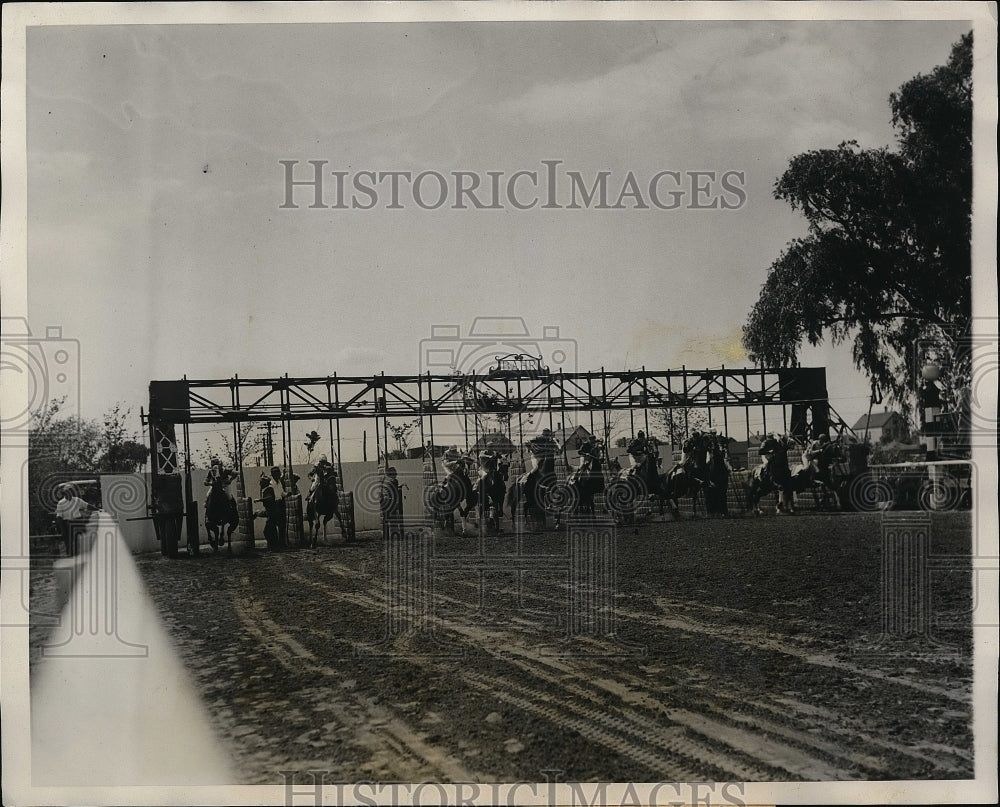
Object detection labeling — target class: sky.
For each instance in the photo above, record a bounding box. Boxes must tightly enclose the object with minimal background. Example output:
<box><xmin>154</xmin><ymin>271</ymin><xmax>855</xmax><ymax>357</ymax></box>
<box><xmin>22</xmin><ymin>16</ymin><xmax>976</xmax><ymax>460</ymax></box>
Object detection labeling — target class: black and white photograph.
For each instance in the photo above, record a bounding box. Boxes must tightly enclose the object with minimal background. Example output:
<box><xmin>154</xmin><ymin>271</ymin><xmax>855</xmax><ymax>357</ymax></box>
<box><xmin>1</xmin><ymin>3</ymin><xmax>997</xmax><ymax>805</ymax></box>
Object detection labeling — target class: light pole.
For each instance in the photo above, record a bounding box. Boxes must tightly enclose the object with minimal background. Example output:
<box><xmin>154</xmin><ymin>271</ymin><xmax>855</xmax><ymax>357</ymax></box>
<box><xmin>919</xmin><ymin>360</ymin><xmax>945</xmax><ymax>509</ymax></box>
<box><xmin>919</xmin><ymin>360</ymin><xmax>943</xmax><ymax>460</ymax></box>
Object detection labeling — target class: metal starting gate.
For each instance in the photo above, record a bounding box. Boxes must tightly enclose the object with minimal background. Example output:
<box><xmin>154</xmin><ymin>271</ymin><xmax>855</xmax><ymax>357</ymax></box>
<box><xmin>143</xmin><ymin>362</ymin><xmax>848</xmax><ymax>556</ymax></box>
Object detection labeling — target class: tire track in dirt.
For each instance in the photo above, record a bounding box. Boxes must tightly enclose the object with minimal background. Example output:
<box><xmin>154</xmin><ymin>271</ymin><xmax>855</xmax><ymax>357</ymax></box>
<box><xmin>234</xmin><ymin>577</ymin><xmax>484</xmax><ymax>783</ymax></box>
<box><xmin>279</xmin><ymin>567</ymin><xmax>779</xmax><ymax>779</ymax></box>
<box><xmin>755</xmin><ymin>694</ymin><xmax>973</xmax><ymax>773</ymax></box>
<box><xmin>459</xmin><ymin>584</ymin><xmax>972</xmax><ymax>778</ymax></box>
<box><xmin>638</xmin><ymin>597</ymin><xmax>970</xmax><ymax>702</ymax></box>
<box><xmin>281</xmin><ymin>563</ymin><xmax>850</xmax><ymax>780</ymax></box>
<box><xmin>297</xmin><ymin>555</ymin><xmax>972</xmax><ymax>779</ymax></box>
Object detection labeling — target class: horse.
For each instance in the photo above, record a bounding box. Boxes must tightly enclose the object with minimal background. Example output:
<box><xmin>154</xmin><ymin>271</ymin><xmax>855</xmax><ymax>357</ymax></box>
<box><xmin>789</xmin><ymin>438</ymin><xmax>848</xmax><ymax>510</ymax></box>
<box><xmin>427</xmin><ymin>460</ymin><xmax>477</xmax><ymax>536</ymax></box>
<box><xmin>703</xmin><ymin>439</ymin><xmax>732</xmax><ymax>518</ymax></box>
<box><xmin>746</xmin><ymin>440</ymin><xmax>797</xmax><ymax>515</ymax></box>
<box><xmin>204</xmin><ymin>473</ymin><xmax>239</xmax><ymax>552</ymax></box>
<box><xmin>551</xmin><ymin>446</ymin><xmax>606</xmax><ymax>527</ymax></box>
<box><xmin>605</xmin><ymin>450</ymin><xmax>665</xmax><ymax>526</ymax></box>
<box><xmin>473</xmin><ymin>460</ymin><xmax>509</xmax><ymax>535</ymax></box>
<box><xmin>507</xmin><ymin>463</ymin><xmax>555</xmax><ymax>531</ymax></box>
<box><xmin>305</xmin><ymin>468</ymin><xmax>348</xmax><ymax>547</ymax></box>
<box><xmin>569</xmin><ymin>448</ymin><xmax>605</xmax><ymax>516</ymax></box>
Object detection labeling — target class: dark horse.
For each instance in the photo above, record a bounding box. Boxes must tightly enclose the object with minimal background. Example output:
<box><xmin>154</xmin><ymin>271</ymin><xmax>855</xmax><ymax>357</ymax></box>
<box><xmin>507</xmin><ymin>446</ymin><xmax>559</xmax><ymax>531</ymax></box>
<box><xmin>473</xmin><ymin>456</ymin><xmax>509</xmax><ymax>535</ymax></box>
<box><xmin>702</xmin><ymin>439</ymin><xmax>732</xmax><ymax>517</ymax></box>
<box><xmin>508</xmin><ymin>466</ymin><xmax>551</xmax><ymax>531</ymax></box>
<box><xmin>606</xmin><ymin>451</ymin><xmax>665</xmax><ymax>525</ymax></box>
<box><xmin>305</xmin><ymin>468</ymin><xmax>348</xmax><ymax>547</ymax></box>
<box><xmin>427</xmin><ymin>459</ymin><xmax>477</xmax><ymax>535</ymax></box>
<box><xmin>552</xmin><ymin>444</ymin><xmax>606</xmax><ymax>526</ymax></box>
<box><xmin>746</xmin><ymin>437</ymin><xmax>797</xmax><ymax>515</ymax></box>
<box><xmin>204</xmin><ymin>472</ymin><xmax>238</xmax><ymax>552</ymax></box>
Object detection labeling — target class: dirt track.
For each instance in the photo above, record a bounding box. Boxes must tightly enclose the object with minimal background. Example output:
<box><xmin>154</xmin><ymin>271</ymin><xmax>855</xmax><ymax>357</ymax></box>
<box><xmin>123</xmin><ymin>511</ymin><xmax>973</xmax><ymax>784</ymax></box>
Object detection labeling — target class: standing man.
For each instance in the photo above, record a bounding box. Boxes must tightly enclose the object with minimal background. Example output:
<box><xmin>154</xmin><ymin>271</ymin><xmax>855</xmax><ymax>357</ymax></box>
<box><xmin>379</xmin><ymin>466</ymin><xmax>404</xmax><ymax>540</ymax></box>
<box><xmin>259</xmin><ymin>473</ymin><xmax>280</xmax><ymax>549</ymax></box>
<box><xmin>270</xmin><ymin>466</ymin><xmax>287</xmax><ymax>546</ymax></box>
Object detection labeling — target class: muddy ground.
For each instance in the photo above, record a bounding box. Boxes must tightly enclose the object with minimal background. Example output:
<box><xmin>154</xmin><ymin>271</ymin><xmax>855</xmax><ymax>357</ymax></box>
<box><xmin>31</xmin><ymin>511</ymin><xmax>974</xmax><ymax>784</ymax></box>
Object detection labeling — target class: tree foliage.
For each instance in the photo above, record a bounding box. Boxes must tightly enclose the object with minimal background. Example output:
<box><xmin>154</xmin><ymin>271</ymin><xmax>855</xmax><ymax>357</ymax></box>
<box><xmin>30</xmin><ymin>399</ymin><xmax>149</xmax><ymax>474</ymax></box>
<box><xmin>28</xmin><ymin>398</ymin><xmax>150</xmax><ymax>532</ymax></box>
<box><xmin>195</xmin><ymin>422</ymin><xmax>265</xmax><ymax>470</ymax></box>
<box><xmin>387</xmin><ymin>419</ymin><xmax>419</xmax><ymax>457</ymax></box>
<box><xmin>743</xmin><ymin>33</ymin><xmax>972</xmax><ymax>408</ymax></box>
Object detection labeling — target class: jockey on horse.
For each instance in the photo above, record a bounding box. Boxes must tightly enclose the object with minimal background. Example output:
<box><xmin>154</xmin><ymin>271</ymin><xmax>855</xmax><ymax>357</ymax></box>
<box><xmin>431</xmin><ymin>447</ymin><xmax>476</xmax><ymax>535</ymax></box>
<box><xmin>305</xmin><ymin>455</ymin><xmax>348</xmax><ymax>546</ymax></box>
<box><xmin>802</xmin><ymin>433</ymin><xmax>838</xmax><ymax>489</ymax></box>
<box><xmin>750</xmin><ymin>432</ymin><xmax>797</xmax><ymax>515</ymax></box>
<box><xmin>204</xmin><ymin>458</ymin><xmax>239</xmax><ymax>551</ymax></box>
<box><xmin>681</xmin><ymin>430</ymin><xmax>711</xmax><ymax>486</ymax></box>
<box><xmin>703</xmin><ymin>429</ymin><xmax>732</xmax><ymax>517</ymax></box>
<box><xmin>606</xmin><ymin>432</ymin><xmax>662</xmax><ymax>524</ymax></box>
<box><xmin>568</xmin><ymin>437</ymin><xmax>605</xmax><ymax>515</ymax></box>
<box><xmin>474</xmin><ymin>449</ymin><xmax>507</xmax><ymax>534</ymax></box>
<box><xmin>661</xmin><ymin>429</ymin><xmax>713</xmax><ymax>518</ymax></box>
<box><xmin>306</xmin><ymin>455</ymin><xmax>334</xmax><ymax>501</ymax></box>
<box><xmin>509</xmin><ymin>434</ymin><xmax>558</xmax><ymax>531</ymax></box>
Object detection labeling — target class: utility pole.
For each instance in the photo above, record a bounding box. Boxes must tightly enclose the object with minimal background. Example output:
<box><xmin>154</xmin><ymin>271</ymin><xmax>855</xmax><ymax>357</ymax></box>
<box><xmin>264</xmin><ymin>422</ymin><xmax>274</xmax><ymax>467</ymax></box>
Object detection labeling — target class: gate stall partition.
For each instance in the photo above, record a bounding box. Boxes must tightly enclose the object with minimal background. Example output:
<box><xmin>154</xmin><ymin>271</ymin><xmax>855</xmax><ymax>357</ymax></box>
<box><xmin>143</xmin><ymin>364</ymin><xmax>850</xmax><ymax>557</ymax></box>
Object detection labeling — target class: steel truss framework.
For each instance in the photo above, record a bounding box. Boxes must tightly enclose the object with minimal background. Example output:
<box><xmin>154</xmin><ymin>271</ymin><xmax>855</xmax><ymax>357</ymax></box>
<box><xmin>145</xmin><ymin>365</ymin><xmax>852</xmax><ymax>477</ymax></box>
<box><xmin>142</xmin><ymin>364</ymin><xmax>852</xmax><ymax>553</ymax></box>
<box><xmin>148</xmin><ymin>366</ymin><xmax>839</xmax><ymax>426</ymax></box>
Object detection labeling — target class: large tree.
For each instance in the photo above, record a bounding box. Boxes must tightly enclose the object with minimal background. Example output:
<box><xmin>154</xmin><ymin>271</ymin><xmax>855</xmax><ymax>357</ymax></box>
<box><xmin>743</xmin><ymin>33</ymin><xmax>972</xmax><ymax>410</ymax></box>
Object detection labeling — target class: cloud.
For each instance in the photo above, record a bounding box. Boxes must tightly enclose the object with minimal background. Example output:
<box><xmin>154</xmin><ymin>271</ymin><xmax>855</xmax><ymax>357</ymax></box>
<box><xmin>496</xmin><ymin>22</ymin><xmax>898</xmax><ymax>154</ymax></box>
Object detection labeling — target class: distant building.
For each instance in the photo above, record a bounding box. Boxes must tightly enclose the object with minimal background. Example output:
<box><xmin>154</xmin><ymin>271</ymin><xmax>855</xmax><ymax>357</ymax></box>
<box><xmin>553</xmin><ymin>424</ymin><xmax>595</xmax><ymax>453</ymax></box>
<box><xmin>470</xmin><ymin>431</ymin><xmax>516</xmax><ymax>455</ymax></box>
<box><xmin>405</xmin><ymin>442</ymin><xmax>450</xmax><ymax>460</ymax></box>
<box><xmin>726</xmin><ymin>439</ymin><xmax>757</xmax><ymax>470</ymax></box>
<box><xmin>851</xmin><ymin>410</ymin><xmax>910</xmax><ymax>444</ymax></box>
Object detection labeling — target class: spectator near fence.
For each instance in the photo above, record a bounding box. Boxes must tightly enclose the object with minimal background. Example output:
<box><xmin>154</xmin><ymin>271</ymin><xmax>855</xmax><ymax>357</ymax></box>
<box><xmin>54</xmin><ymin>484</ymin><xmax>90</xmax><ymax>556</ymax></box>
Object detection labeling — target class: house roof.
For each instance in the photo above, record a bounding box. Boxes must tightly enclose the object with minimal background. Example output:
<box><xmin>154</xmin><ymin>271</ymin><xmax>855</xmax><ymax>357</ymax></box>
<box><xmin>555</xmin><ymin>424</ymin><xmax>593</xmax><ymax>446</ymax></box>
<box><xmin>470</xmin><ymin>431</ymin><xmax>516</xmax><ymax>454</ymax></box>
<box><xmin>851</xmin><ymin>411</ymin><xmax>903</xmax><ymax>430</ymax></box>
